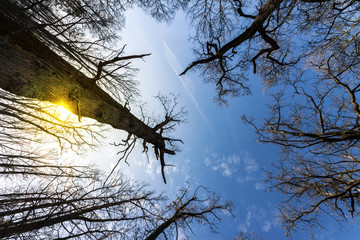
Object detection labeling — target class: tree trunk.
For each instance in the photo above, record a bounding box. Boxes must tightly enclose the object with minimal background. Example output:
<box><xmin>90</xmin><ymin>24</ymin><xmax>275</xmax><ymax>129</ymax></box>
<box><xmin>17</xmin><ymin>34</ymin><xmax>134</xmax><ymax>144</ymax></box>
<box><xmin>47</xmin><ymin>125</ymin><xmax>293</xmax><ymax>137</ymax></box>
<box><xmin>0</xmin><ymin>1</ymin><xmax>172</xmax><ymax>156</ymax></box>
<box><xmin>144</xmin><ymin>217</ymin><xmax>176</xmax><ymax>240</ymax></box>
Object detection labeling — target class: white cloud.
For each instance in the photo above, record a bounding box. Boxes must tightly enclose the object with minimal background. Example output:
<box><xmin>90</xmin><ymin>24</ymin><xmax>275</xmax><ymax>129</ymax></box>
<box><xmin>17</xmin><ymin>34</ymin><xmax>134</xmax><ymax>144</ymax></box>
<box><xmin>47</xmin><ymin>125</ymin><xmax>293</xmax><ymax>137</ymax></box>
<box><xmin>243</xmin><ymin>157</ymin><xmax>259</xmax><ymax>174</ymax></box>
<box><xmin>262</xmin><ymin>220</ymin><xmax>272</xmax><ymax>232</ymax></box>
<box><xmin>255</xmin><ymin>182</ymin><xmax>265</xmax><ymax>190</ymax></box>
<box><xmin>221</xmin><ymin>162</ymin><xmax>232</xmax><ymax>177</ymax></box>
<box><xmin>171</xmin><ymin>165</ymin><xmax>179</xmax><ymax>173</ymax></box>
<box><xmin>237</xmin><ymin>223</ymin><xmax>248</xmax><ymax>233</ymax></box>
<box><xmin>242</xmin><ymin>205</ymin><xmax>273</xmax><ymax>233</ymax></box>
<box><xmin>203</xmin><ymin>152</ymin><xmax>259</xmax><ymax>182</ymax></box>
<box><xmin>145</xmin><ymin>158</ymin><xmax>156</xmax><ymax>180</ymax></box>
<box><xmin>228</xmin><ymin>154</ymin><xmax>241</xmax><ymax>164</ymax></box>
<box><xmin>156</xmin><ymin>165</ymin><xmax>161</xmax><ymax>175</ymax></box>
<box><xmin>237</xmin><ymin>176</ymin><xmax>245</xmax><ymax>184</ymax></box>
<box><xmin>204</xmin><ymin>158</ymin><xmax>211</xmax><ymax>166</ymax></box>
<box><xmin>245</xmin><ymin>175</ymin><xmax>255</xmax><ymax>182</ymax></box>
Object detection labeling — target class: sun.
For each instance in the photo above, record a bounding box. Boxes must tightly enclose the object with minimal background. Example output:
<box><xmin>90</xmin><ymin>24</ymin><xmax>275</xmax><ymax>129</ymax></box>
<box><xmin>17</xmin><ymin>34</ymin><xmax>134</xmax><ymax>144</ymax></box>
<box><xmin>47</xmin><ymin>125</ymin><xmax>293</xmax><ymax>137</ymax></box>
<box><xmin>55</xmin><ymin>101</ymin><xmax>72</xmax><ymax>121</ymax></box>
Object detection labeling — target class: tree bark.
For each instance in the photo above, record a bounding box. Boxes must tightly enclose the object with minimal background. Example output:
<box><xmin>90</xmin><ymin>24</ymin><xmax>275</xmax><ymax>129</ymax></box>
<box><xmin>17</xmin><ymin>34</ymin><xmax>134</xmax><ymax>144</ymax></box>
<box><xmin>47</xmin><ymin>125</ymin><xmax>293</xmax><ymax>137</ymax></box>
<box><xmin>144</xmin><ymin>217</ymin><xmax>176</xmax><ymax>240</ymax></box>
<box><xmin>0</xmin><ymin>1</ymin><xmax>173</xmax><ymax>159</ymax></box>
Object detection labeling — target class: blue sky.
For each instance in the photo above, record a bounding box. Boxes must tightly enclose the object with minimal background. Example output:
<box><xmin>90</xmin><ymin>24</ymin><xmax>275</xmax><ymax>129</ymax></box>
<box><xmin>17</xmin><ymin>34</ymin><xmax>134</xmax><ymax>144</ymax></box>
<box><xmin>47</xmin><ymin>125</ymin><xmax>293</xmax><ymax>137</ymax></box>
<box><xmin>85</xmin><ymin>8</ymin><xmax>360</xmax><ymax>240</ymax></box>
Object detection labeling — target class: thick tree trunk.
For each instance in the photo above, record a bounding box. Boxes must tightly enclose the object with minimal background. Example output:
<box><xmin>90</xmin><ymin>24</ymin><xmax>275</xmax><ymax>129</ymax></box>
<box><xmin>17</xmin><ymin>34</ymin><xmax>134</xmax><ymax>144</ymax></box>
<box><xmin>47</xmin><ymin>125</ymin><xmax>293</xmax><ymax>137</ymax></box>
<box><xmin>0</xmin><ymin>0</ymin><xmax>175</xmax><ymax>184</ymax></box>
<box><xmin>0</xmin><ymin>1</ymin><xmax>169</xmax><ymax>152</ymax></box>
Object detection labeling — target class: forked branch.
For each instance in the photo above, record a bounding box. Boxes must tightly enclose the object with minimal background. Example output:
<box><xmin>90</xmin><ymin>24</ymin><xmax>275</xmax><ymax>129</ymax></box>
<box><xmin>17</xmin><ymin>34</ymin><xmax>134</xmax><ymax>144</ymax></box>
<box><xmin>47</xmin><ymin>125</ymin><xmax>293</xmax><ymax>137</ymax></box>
<box><xmin>94</xmin><ymin>45</ymin><xmax>151</xmax><ymax>81</ymax></box>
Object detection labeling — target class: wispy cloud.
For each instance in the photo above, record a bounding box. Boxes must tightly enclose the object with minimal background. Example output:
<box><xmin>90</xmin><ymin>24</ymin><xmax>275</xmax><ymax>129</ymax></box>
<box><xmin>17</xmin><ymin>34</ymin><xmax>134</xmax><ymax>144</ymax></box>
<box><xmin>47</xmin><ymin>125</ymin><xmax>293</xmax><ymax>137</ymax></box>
<box><xmin>144</xmin><ymin>157</ymin><xmax>157</xmax><ymax>180</ymax></box>
<box><xmin>255</xmin><ymin>182</ymin><xmax>265</xmax><ymax>190</ymax></box>
<box><xmin>204</xmin><ymin>158</ymin><xmax>211</xmax><ymax>167</ymax></box>
<box><xmin>162</xmin><ymin>39</ymin><xmax>216</xmax><ymax>136</ymax></box>
<box><xmin>137</xmin><ymin>153</ymin><xmax>191</xmax><ymax>185</ymax></box>
<box><xmin>239</xmin><ymin>205</ymin><xmax>273</xmax><ymax>233</ymax></box>
<box><xmin>203</xmin><ymin>152</ymin><xmax>259</xmax><ymax>181</ymax></box>
<box><xmin>243</xmin><ymin>157</ymin><xmax>259</xmax><ymax>174</ymax></box>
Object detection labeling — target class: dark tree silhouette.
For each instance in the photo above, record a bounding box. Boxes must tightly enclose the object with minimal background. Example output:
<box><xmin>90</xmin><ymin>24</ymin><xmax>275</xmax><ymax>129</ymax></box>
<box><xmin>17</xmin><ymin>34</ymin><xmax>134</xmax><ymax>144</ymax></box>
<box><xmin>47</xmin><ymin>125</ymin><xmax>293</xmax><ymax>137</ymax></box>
<box><xmin>165</xmin><ymin>0</ymin><xmax>360</xmax><ymax>234</ymax></box>
<box><xmin>0</xmin><ymin>2</ymin><xmax>232</xmax><ymax>239</ymax></box>
<box><xmin>0</xmin><ymin>169</ymin><xmax>232</xmax><ymax>239</ymax></box>
<box><xmin>145</xmin><ymin>185</ymin><xmax>233</xmax><ymax>240</ymax></box>
<box><xmin>181</xmin><ymin>0</ymin><xmax>359</xmax><ymax>104</ymax></box>
<box><xmin>243</xmin><ymin>45</ymin><xmax>360</xmax><ymax>233</ymax></box>
<box><xmin>0</xmin><ymin>0</ymin><xmax>186</xmax><ymax>182</ymax></box>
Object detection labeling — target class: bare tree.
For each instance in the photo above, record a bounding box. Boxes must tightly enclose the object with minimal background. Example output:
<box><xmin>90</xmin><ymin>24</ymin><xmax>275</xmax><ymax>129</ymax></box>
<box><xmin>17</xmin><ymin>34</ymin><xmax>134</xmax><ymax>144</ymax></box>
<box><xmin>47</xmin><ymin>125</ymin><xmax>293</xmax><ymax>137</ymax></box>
<box><xmin>181</xmin><ymin>0</ymin><xmax>360</xmax><ymax>104</ymax></box>
<box><xmin>135</xmin><ymin>0</ymin><xmax>189</xmax><ymax>22</ymax></box>
<box><xmin>0</xmin><ymin>1</ymin><xmax>233</xmax><ymax>239</ymax></box>
<box><xmin>164</xmin><ymin>0</ymin><xmax>360</xmax><ymax>235</ymax></box>
<box><xmin>0</xmin><ymin>168</ymin><xmax>232</xmax><ymax>239</ymax></box>
<box><xmin>242</xmin><ymin>42</ymin><xmax>360</xmax><ymax>233</ymax></box>
<box><xmin>0</xmin><ymin>0</ymin><xmax>186</xmax><ymax>182</ymax></box>
<box><xmin>0</xmin><ymin>76</ymin><xmax>219</xmax><ymax>240</ymax></box>
<box><xmin>145</xmin><ymin>184</ymin><xmax>233</xmax><ymax>240</ymax></box>
<box><xmin>0</xmin><ymin>88</ymin><xmax>105</xmax><ymax>181</ymax></box>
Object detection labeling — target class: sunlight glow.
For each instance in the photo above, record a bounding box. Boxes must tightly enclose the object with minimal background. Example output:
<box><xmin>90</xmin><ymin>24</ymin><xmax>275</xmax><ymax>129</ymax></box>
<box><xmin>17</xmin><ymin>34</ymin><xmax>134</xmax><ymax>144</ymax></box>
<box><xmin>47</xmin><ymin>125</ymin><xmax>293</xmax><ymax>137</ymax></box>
<box><xmin>55</xmin><ymin>101</ymin><xmax>72</xmax><ymax>121</ymax></box>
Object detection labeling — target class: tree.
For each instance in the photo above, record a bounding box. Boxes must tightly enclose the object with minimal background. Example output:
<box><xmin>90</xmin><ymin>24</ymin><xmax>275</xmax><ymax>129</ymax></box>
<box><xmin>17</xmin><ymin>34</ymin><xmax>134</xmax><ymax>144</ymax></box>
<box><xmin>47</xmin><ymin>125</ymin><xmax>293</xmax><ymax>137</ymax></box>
<box><xmin>0</xmin><ymin>0</ymin><xmax>186</xmax><ymax>182</ymax></box>
<box><xmin>243</xmin><ymin>58</ymin><xmax>360</xmax><ymax>234</ymax></box>
<box><xmin>238</xmin><ymin>0</ymin><xmax>360</xmax><ymax>232</ymax></box>
<box><xmin>0</xmin><ymin>1</ymin><xmax>234</xmax><ymax>239</ymax></box>
<box><xmin>0</xmin><ymin>1</ymin><xmax>235</xmax><ymax>239</ymax></box>
<box><xmin>145</xmin><ymin>185</ymin><xmax>233</xmax><ymax>240</ymax></box>
<box><xmin>177</xmin><ymin>0</ymin><xmax>360</xmax><ymax>235</ymax></box>
<box><xmin>0</xmin><ymin>87</ymin><xmax>105</xmax><ymax>179</ymax></box>
<box><xmin>181</xmin><ymin>0</ymin><xmax>359</xmax><ymax>103</ymax></box>
<box><xmin>0</xmin><ymin>167</ymin><xmax>232</xmax><ymax>239</ymax></box>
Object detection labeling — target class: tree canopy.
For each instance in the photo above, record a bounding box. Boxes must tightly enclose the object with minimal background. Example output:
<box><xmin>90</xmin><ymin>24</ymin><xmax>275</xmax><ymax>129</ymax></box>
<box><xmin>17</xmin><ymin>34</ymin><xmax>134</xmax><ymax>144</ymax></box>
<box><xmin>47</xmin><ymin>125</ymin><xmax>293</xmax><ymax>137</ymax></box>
<box><xmin>178</xmin><ymin>0</ymin><xmax>360</xmax><ymax>235</ymax></box>
<box><xmin>2</xmin><ymin>0</ymin><xmax>360</xmax><ymax>238</ymax></box>
<box><xmin>181</xmin><ymin>0</ymin><xmax>359</xmax><ymax>104</ymax></box>
<box><xmin>0</xmin><ymin>0</ymin><xmax>189</xmax><ymax>183</ymax></box>
<box><xmin>0</xmin><ymin>166</ymin><xmax>232</xmax><ymax>239</ymax></box>
<box><xmin>0</xmin><ymin>0</ymin><xmax>233</xmax><ymax>239</ymax></box>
